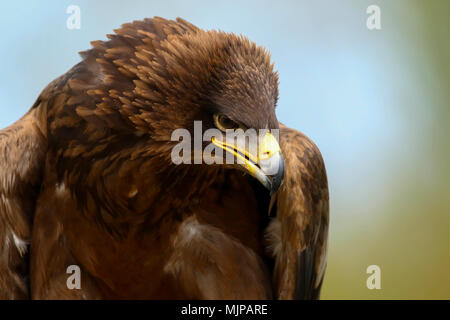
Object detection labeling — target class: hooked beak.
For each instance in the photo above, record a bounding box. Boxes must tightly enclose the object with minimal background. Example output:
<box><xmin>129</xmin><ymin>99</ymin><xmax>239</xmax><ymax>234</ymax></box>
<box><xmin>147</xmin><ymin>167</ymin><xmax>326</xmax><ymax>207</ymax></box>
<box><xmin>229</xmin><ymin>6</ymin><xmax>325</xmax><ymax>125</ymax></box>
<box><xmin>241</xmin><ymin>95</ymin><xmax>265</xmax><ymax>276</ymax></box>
<box><xmin>212</xmin><ymin>132</ymin><xmax>285</xmax><ymax>195</ymax></box>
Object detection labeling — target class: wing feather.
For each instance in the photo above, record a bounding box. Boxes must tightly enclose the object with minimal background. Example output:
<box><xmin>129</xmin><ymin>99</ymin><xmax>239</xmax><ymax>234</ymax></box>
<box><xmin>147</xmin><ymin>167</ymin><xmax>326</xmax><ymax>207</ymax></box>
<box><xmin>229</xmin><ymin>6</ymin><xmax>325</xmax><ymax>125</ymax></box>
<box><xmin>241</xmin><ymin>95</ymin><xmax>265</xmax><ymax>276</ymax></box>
<box><xmin>267</xmin><ymin>123</ymin><xmax>329</xmax><ymax>300</ymax></box>
<box><xmin>0</xmin><ymin>104</ymin><xmax>47</xmax><ymax>299</ymax></box>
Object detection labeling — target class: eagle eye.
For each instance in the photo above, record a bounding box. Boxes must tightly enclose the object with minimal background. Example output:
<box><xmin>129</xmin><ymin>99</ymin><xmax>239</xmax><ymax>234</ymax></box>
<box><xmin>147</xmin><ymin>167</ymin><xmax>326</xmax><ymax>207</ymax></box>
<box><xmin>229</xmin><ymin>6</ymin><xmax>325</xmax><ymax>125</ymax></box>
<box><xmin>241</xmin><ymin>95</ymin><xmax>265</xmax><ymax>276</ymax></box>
<box><xmin>214</xmin><ymin>114</ymin><xmax>239</xmax><ymax>131</ymax></box>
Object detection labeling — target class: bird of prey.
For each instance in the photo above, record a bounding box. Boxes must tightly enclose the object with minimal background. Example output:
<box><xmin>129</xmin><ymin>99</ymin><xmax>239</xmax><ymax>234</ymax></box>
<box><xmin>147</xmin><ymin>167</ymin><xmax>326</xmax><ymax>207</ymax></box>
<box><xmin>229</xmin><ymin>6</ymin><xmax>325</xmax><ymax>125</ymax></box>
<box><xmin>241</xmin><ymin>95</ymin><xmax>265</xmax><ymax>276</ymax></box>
<box><xmin>0</xmin><ymin>17</ymin><xmax>329</xmax><ymax>300</ymax></box>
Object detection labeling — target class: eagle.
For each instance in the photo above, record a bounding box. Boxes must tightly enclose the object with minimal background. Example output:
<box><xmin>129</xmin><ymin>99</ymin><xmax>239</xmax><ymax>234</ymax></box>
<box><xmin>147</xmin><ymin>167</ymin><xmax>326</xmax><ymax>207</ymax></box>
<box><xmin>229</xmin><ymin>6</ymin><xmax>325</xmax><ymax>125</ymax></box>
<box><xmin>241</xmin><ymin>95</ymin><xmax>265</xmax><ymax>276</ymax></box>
<box><xmin>0</xmin><ymin>17</ymin><xmax>329</xmax><ymax>300</ymax></box>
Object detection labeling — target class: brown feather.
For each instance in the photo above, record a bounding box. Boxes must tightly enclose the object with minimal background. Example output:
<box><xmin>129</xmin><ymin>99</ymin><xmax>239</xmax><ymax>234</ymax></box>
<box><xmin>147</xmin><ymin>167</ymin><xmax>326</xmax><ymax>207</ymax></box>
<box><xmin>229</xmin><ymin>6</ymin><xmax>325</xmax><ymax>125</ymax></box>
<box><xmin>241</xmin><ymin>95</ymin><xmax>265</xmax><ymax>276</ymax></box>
<box><xmin>0</xmin><ymin>105</ymin><xmax>47</xmax><ymax>299</ymax></box>
<box><xmin>266</xmin><ymin>124</ymin><xmax>329</xmax><ymax>299</ymax></box>
<box><xmin>0</xmin><ymin>17</ymin><xmax>328</xmax><ymax>300</ymax></box>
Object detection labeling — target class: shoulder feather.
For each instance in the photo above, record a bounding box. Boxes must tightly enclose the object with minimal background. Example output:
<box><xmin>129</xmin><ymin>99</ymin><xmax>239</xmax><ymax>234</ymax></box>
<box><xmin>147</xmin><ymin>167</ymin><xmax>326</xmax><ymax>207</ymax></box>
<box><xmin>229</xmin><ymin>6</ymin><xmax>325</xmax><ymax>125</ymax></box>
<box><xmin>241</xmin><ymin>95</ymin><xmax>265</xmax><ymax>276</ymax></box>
<box><xmin>267</xmin><ymin>123</ymin><xmax>329</xmax><ymax>299</ymax></box>
<box><xmin>0</xmin><ymin>105</ymin><xmax>47</xmax><ymax>299</ymax></box>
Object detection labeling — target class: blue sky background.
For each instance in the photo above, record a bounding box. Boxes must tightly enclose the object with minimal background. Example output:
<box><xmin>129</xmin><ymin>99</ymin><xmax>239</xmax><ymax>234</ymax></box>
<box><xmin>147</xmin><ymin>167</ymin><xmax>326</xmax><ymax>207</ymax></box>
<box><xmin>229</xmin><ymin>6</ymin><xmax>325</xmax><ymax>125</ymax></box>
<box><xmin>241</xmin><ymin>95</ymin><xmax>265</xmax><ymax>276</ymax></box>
<box><xmin>1</xmin><ymin>0</ymin><xmax>449</xmax><ymax>298</ymax></box>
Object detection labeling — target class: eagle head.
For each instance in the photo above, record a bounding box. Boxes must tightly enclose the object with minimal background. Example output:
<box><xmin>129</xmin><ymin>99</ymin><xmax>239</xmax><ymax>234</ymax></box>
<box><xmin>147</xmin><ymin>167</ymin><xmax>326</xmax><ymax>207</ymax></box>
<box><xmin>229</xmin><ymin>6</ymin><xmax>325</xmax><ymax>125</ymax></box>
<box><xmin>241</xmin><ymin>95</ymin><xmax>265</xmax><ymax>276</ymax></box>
<box><xmin>62</xmin><ymin>17</ymin><xmax>284</xmax><ymax>198</ymax></box>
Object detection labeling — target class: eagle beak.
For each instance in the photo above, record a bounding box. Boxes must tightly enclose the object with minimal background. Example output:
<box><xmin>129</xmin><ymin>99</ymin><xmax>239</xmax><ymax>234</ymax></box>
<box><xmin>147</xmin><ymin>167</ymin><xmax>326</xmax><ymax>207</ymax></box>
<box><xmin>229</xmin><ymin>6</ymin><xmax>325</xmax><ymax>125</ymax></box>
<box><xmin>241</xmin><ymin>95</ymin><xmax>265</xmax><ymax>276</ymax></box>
<box><xmin>212</xmin><ymin>132</ymin><xmax>285</xmax><ymax>195</ymax></box>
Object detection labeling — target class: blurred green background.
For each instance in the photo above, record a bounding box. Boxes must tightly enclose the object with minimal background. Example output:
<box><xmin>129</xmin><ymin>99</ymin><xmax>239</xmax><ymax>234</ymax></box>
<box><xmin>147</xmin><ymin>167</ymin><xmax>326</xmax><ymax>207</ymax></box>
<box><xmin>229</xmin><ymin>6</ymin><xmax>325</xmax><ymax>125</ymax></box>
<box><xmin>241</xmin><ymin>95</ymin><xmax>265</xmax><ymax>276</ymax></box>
<box><xmin>0</xmin><ymin>0</ymin><xmax>448</xmax><ymax>299</ymax></box>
